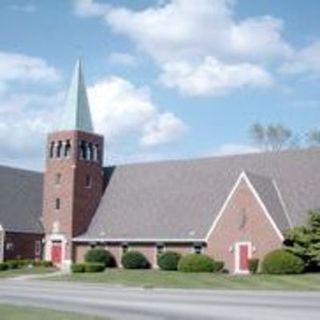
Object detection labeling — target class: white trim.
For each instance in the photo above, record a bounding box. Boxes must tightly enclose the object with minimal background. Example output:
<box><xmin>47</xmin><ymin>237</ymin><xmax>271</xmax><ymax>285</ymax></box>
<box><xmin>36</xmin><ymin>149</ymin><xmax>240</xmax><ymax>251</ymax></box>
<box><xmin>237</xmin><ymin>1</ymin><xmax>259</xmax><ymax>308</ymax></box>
<box><xmin>73</xmin><ymin>237</ymin><xmax>205</xmax><ymax>243</ymax></box>
<box><xmin>234</xmin><ymin>241</ymin><xmax>252</xmax><ymax>274</ymax></box>
<box><xmin>205</xmin><ymin>171</ymin><xmax>284</xmax><ymax>242</ymax></box>
<box><xmin>0</xmin><ymin>224</ymin><xmax>4</xmax><ymax>262</ymax></box>
<box><xmin>205</xmin><ymin>172</ymin><xmax>245</xmax><ymax>241</ymax></box>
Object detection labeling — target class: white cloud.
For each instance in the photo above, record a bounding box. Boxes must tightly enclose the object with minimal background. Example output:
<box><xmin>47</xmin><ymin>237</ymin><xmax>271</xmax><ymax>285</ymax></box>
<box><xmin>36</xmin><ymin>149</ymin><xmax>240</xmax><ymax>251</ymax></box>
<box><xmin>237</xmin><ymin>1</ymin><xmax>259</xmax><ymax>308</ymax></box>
<box><xmin>140</xmin><ymin>112</ymin><xmax>187</xmax><ymax>146</ymax></box>
<box><xmin>73</xmin><ymin>0</ymin><xmax>293</xmax><ymax>95</ymax></box>
<box><xmin>214</xmin><ymin>144</ymin><xmax>261</xmax><ymax>156</ymax></box>
<box><xmin>72</xmin><ymin>0</ymin><xmax>109</xmax><ymax>17</ymax></box>
<box><xmin>0</xmin><ymin>52</ymin><xmax>60</xmax><ymax>90</ymax></box>
<box><xmin>279</xmin><ymin>41</ymin><xmax>320</xmax><ymax>78</ymax></box>
<box><xmin>160</xmin><ymin>57</ymin><xmax>273</xmax><ymax>96</ymax></box>
<box><xmin>108</xmin><ymin>52</ymin><xmax>137</xmax><ymax>67</ymax></box>
<box><xmin>88</xmin><ymin>76</ymin><xmax>186</xmax><ymax>145</ymax></box>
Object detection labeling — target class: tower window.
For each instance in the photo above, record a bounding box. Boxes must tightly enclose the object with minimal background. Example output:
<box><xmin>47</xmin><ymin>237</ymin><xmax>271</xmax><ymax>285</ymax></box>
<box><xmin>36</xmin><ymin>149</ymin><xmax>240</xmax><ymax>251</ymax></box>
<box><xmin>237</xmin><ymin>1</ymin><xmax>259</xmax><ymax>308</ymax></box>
<box><xmin>80</xmin><ymin>140</ymin><xmax>87</xmax><ymax>160</ymax></box>
<box><xmin>85</xmin><ymin>175</ymin><xmax>92</xmax><ymax>188</ymax></box>
<box><xmin>55</xmin><ymin>173</ymin><xmax>62</xmax><ymax>186</ymax></box>
<box><xmin>49</xmin><ymin>142</ymin><xmax>55</xmax><ymax>158</ymax></box>
<box><xmin>55</xmin><ymin>198</ymin><xmax>61</xmax><ymax>210</ymax></box>
<box><xmin>88</xmin><ymin>143</ymin><xmax>94</xmax><ymax>161</ymax></box>
<box><xmin>56</xmin><ymin>141</ymin><xmax>62</xmax><ymax>158</ymax></box>
<box><xmin>64</xmin><ymin>140</ymin><xmax>71</xmax><ymax>158</ymax></box>
<box><xmin>94</xmin><ymin>144</ymin><xmax>100</xmax><ymax>162</ymax></box>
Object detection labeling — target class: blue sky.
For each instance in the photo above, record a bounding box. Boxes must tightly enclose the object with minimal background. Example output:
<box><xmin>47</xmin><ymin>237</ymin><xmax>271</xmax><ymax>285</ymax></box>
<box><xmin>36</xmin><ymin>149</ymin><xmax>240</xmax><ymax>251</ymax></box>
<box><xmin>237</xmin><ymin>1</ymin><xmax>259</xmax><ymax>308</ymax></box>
<box><xmin>1</xmin><ymin>0</ymin><xmax>320</xmax><ymax>170</ymax></box>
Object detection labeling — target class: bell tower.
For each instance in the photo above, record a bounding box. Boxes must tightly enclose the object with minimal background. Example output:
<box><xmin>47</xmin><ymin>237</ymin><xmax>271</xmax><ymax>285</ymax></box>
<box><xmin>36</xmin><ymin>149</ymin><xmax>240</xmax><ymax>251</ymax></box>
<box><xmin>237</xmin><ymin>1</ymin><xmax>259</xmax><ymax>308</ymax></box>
<box><xmin>42</xmin><ymin>60</ymin><xmax>104</xmax><ymax>269</ymax></box>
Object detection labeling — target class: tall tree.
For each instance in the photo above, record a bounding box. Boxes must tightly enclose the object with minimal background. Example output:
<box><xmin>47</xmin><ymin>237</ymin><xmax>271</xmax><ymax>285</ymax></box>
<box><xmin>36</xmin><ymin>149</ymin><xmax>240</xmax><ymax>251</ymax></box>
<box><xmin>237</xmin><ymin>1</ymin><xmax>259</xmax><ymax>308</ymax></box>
<box><xmin>249</xmin><ymin>123</ymin><xmax>292</xmax><ymax>151</ymax></box>
<box><xmin>306</xmin><ymin>129</ymin><xmax>320</xmax><ymax>146</ymax></box>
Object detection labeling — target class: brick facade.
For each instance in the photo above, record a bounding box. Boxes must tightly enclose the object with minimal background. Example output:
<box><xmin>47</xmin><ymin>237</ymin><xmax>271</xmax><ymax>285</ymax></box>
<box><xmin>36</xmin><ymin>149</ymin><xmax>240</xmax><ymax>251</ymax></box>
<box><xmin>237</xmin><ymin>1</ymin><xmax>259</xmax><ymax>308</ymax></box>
<box><xmin>205</xmin><ymin>176</ymin><xmax>283</xmax><ymax>273</ymax></box>
<box><xmin>42</xmin><ymin>130</ymin><xmax>104</xmax><ymax>264</ymax></box>
<box><xmin>3</xmin><ymin>232</ymin><xmax>43</xmax><ymax>261</ymax></box>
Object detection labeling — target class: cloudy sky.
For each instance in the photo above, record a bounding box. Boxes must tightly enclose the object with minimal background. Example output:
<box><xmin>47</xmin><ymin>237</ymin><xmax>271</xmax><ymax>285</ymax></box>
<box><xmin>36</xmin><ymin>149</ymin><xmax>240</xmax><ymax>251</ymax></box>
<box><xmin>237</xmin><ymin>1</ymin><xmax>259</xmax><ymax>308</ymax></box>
<box><xmin>1</xmin><ymin>0</ymin><xmax>320</xmax><ymax>170</ymax></box>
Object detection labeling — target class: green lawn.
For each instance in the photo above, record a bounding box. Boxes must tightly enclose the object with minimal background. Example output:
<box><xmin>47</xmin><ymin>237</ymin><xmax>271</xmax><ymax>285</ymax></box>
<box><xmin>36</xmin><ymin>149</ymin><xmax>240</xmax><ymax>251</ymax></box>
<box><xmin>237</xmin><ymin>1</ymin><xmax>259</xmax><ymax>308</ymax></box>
<box><xmin>52</xmin><ymin>269</ymin><xmax>320</xmax><ymax>290</ymax></box>
<box><xmin>0</xmin><ymin>267</ymin><xmax>57</xmax><ymax>279</ymax></box>
<box><xmin>0</xmin><ymin>304</ymin><xmax>108</xmax><ymax>320</ymax></box>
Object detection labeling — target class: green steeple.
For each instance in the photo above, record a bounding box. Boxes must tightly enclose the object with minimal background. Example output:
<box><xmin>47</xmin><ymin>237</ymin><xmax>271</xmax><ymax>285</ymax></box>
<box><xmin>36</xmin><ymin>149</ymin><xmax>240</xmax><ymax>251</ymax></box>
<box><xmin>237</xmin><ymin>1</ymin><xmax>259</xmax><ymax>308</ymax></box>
<box><xmin>58</xmin><ymin>59</ymin><xmax>94</xmax><ymax>132</ymax></box>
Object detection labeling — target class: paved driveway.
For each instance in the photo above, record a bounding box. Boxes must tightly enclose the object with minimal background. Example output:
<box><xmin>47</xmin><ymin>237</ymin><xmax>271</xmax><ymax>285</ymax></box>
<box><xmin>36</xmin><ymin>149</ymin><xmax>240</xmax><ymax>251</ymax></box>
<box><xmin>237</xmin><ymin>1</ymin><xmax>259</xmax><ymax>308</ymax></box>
<box><xmin>0</xmin><ymin>279</ymin><xmax>319</xmax><ymax>320</ymax></box>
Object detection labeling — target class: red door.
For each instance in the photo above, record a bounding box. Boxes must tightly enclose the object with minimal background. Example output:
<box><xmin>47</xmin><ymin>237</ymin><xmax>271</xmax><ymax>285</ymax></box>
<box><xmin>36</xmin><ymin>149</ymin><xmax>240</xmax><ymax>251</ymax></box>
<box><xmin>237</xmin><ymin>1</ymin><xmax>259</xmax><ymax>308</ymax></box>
<box><xmin>51</xmin><ymin>242</ymin><xmax>62</xmax><ymax>265</ymax></box>
<box><xmin>239</xmin><ymin>244</ymin><xmax>249</xmax><ymax>271</ymax></box>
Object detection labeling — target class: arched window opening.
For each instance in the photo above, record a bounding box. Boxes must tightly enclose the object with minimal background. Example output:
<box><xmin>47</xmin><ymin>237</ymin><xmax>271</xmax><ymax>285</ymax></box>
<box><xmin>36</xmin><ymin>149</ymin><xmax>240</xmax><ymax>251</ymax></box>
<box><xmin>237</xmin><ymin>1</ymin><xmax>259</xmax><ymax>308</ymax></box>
<box><xmin>88</xmin><ymin>143</ymin><xmax>94</xmax><ymax>161</ymax></box>
<box><xmin>64</xmin><ymin>140</ymin><xmax>71</xmax><ymax>158</ymax></box>
<box><xmin>55</xmin><ymin>173</ymin><xmax>62</xmax><ymax>186</ymax></box>
<box><xmin>79</xmin><ymin>140</ymin><xmax>87</xmax><ymax>160</ymax></box>
<box><xmin>55</xmin><ymin>198</ymin><xmax>61</xmax><ymax>210</ymax></box>
<box><xmin>94</xmin><ymin>144</ymin><xmax>100</xmax><ymax>162</ymax></box>
<box><xmin>85</xmin><ymin>174</ymin><xmax>92</xmax><ymax>188</ymax></box>
<box><xmin>56</xmin><ymin>141</ymin><xmax>63</xmax><ymax>158</ymax></box>
<box><xmin>49</xmin><ymin>142</ymin><xmax>55</xmax><ymax>159</ymax></box>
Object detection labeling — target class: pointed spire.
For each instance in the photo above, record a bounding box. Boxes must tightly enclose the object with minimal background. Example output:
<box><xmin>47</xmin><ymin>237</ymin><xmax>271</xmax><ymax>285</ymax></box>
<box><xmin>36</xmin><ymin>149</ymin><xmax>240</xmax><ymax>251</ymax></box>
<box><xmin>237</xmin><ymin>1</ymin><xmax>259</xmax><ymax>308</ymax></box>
<box><xmin>58</xmin><ymin>59</ymin><xmax>94</xmax><ymax>132</ymax></box>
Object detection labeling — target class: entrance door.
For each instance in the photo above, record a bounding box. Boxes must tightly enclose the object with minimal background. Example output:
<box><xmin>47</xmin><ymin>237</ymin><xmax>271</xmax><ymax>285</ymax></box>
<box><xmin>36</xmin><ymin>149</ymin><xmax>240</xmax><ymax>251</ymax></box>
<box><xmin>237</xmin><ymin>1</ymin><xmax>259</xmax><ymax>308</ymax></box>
<box><xmin>51</xmin><ymin>242</ymin><xmax>62</xmax><ymax>265</ymax></box>
<box><xmin>235</xmin><ymin>242</ymin><xmax>251</xmax><ymax>273</ymax></box>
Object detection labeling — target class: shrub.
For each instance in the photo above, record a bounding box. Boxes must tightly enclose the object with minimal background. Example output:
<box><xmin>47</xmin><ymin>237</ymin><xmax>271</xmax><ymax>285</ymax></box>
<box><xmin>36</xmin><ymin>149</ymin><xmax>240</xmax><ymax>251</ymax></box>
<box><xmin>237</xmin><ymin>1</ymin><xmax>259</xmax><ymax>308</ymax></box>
<box><xmin>262</xmin><ymin>249</ymin><xmax>305</xmax><ymax>274</ymax></box>
<box><xmin>212</xmin><ymin>260</ymin><xmax>224</xmax><ymax>273</ymax></box>
<box><xmin>157</xmin><ymin>251</ymin><xmax>181</xmax><ymax>271</ymax></box>
<box><xmin>84</xmin><ymin>262</ymin><xmax>106</xmax><ymax>273</ymax></box>
<box><xmin>85</xmin><ymin>248</ymin><xmax>116</xmax><ymax>267</ymax></box>
<box><xmin>248</xmin><ymin>258</ymin><xmax>259</xmax><ymax>274</ymax></box>
<box><xmin>71</xmin><ymin>263</ymin><xmax>86</xmax><ymax>273</ymax></box>
<box><xmin>33</xmin><ymin>260</ymin><xmax>53</xmax><ymax>268</ymax></box>
<box><xmin>6</xmin><ymin>260</ymin><xmax>19</xmax><ymax>269</ymax></box>
<box><xmin>178</xmin><ymin>254</ymin><xmax>215</xmax><ymax>273</ymax></box>
<box><xmin>0</xmin><ymin>263</ymin><xmax>8</xmax><ymax>271</ymax></box>
<box><xmin>121</xmin><ymin>251</ymin><xmax>149</xmax><ymax>269</ymax></box>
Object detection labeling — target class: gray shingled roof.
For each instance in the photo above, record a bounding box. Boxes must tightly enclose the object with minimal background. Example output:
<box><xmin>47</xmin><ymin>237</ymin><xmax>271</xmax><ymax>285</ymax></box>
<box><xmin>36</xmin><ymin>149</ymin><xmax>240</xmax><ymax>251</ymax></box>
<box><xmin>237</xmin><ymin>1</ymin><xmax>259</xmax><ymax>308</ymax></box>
<box><xmin>0</xmin><ymin>166</ymin><xmax>43</xmax><ymax>233</ymax></box>
<box><xmin>79</xmin><ymin>148</ymin><xmax>320</xmax><ymax>241</ymax></box>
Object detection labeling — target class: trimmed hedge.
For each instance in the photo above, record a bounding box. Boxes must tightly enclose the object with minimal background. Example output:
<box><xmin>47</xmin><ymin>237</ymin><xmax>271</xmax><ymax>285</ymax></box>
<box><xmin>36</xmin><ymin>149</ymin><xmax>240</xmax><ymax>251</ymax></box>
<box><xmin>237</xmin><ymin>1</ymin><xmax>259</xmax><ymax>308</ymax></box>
<box><xmin>262</xmin><ymin>249</ymin><xmax>305</xmax><ymax>274</ymax></box>
<box><xmin>121</xmin><ymin>251</ymin><xmax>149</xmax><ymax>269</ymax></box>
<box><xmin>71</xmin><ymin>263</ymin><xmax>86</xmax><ymax>273</ymax></box>
<box><xmin>84</xmin><ymin>262</ymin><xmax>106</xmax><ymax>273</ymax></box>
<box><xmin>0</xmin><ymin>263</ymin><xmax>8</xmax><ymax>271</ymax></box>
<box><xmin>248</xmin><ymin>258</ymin><xmax>259</xmax><ymax>274</ymax></box>
<box><xmin>212</xmin><ymin>260</ymin><xmax>224</xmax><ymax>273</ymax></box>
<box><xmin>32</xmin><ymin>260</ymin><xmax>53</xmax><ymax>268</ymax></box>
<box><xmin>6</xmin><ymin>260</ymin><xmax>19</xmax><ymax>269</ymax></box>
<box><xmin>178</xmin><ymin>254</ymin><xmax>215</xmax><ymax>273</ymax></box>
<box><xmin>85</xmin><ymin>248</ymin><xmax>116</xmax><ymax>267</ymax></box>
<box><xmin>157</xmin><ymin>251</ymin><xmax>181</xmax><ymax>271</ymax></box>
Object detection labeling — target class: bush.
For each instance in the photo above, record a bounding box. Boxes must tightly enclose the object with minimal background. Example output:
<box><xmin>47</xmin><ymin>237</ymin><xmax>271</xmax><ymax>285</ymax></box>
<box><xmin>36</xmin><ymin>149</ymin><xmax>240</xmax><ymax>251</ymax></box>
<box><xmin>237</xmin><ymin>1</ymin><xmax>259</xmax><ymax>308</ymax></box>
<box><xmin>212</xmin><ymin>260</ymin><xmax>224</xmax><ymax>273</ymax></box>
<box><xmin>6</xmin><ymin>260</ymin><xmax>19</xmax><ymax>269</ymax></box>
<box><xmin>32</xmin><ymin>260</ymin><xmax>53</xmax><ymax>268</ymax></box>
<box><xmin>157</xmin><ymin>251</ymin><xmax>181</xmax><ymax>271</ymax></box>
<box><xmin>84</xmin><ymin>262</ymin><xmax>106</xmax><ymax>273</ymax></box>
<box><xmin>121</xmin><ymin>251</ymin><xmax>149</xmax><ymax>269</ymax></box>
<box><xmin>71</xmin><ymin>263</ymin><xmax>86</xmax><ymax>273</ymax></box>
<box><xmin>0</xmin><ymin>263</ymin><xmax>8</xmax><ymax>271</ymax></box>
<box><xmin>262</xmin><ymin>249</ymin><xmax>305</xmax><ymax>274</ymax></box>
<box><xmin>85</xmin><ymin>248</ymin><xmax>116</xmax><ymax>267</ymax></box>
<box><xmin>248</xmin><ymin>258</ymin><xmax>259</xmax><ymax>274</ymax></box>
<box><xmin>178</xmin><ymin>254</ymin><xmax>215</xmax><ymax>273</ymax></box>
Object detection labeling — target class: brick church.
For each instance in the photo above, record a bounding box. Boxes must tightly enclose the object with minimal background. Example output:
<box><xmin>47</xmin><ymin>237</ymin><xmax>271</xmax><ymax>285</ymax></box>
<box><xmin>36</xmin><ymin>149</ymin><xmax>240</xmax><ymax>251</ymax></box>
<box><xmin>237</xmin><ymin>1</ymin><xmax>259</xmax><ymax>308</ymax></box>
<box><xmin>1</xmin><ymin>60</ymin><xmax>320</xmax><ymax>273</ymax></box>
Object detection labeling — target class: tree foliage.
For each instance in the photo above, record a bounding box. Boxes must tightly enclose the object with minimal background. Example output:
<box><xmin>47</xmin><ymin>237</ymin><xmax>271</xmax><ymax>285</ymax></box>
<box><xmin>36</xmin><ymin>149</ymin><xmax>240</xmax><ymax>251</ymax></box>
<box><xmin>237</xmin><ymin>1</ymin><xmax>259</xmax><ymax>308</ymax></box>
<box><xmin>307</xmin><ymin>129</ymin><xmax>320</xmax><ymax>146</ymax></box>
<box><xmin>249</xmin><ymin>123</ymin><xmax>292</xmax><ymax>151</ymax></box>
<box><xmin>284</xmin><ymin>210</ymin><xmax>320</xmax><ymax>271</ymax></box>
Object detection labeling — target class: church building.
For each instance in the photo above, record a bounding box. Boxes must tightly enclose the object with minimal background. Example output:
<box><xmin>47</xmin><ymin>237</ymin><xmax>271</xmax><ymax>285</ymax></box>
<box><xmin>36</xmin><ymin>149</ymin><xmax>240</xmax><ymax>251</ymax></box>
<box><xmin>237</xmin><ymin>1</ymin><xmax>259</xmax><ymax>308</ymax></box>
<box><xmin>1</xmin><ymin>60</ymin><xmax>320</xmax><ymax>273</ymax></box>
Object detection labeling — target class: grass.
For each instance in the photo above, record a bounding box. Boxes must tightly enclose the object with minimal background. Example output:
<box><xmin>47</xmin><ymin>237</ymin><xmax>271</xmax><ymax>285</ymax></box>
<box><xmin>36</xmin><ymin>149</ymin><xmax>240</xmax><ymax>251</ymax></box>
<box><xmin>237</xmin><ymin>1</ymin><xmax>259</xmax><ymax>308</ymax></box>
<box><xmin>51</xmin><ymin>269</ymin><xmax>320</xmax><ymax>290</ymax></box>
<box><xmin>0</xmin><ymin>267</ymin><xmax>57</xmax><ymax>279</ymax></box>
<box><xmin>0</xmin><ymin>304</ymin><xmax>108</xmax><ymax>320</ymax></box>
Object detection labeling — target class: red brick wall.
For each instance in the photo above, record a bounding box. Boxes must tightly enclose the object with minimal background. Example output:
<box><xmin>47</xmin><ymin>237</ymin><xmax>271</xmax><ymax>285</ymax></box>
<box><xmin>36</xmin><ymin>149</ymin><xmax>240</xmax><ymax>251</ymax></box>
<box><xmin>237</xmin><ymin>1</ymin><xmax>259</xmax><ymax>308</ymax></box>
<box><xmin>42</xmin><ymin>130</ymin><xmax>104</xmax><ymax>260</ymax></box>
<box><xmin>205</xmin><ymin>177</ymin><xmax>283</xmax><ymax>273</ymax></box>
<box><xmin>4</xmin><ymin>232</ymin><xmax>43</xmax><ymax>261</ymax></box>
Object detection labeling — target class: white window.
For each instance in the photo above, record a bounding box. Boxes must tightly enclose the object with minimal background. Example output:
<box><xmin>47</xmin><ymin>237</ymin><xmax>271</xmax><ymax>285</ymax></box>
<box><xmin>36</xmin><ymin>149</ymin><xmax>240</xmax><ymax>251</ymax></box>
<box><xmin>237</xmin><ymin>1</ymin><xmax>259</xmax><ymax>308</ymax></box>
<box><xmin>85</xmin><ymin>175</ymin><xmax>92</xmax><ymax>188</ymax></box>
<box><xmin>193</xmin><ymin>243</ymin><xmax>202</xmax><ymax>254</ymax></box>
<box><xmin>5</xmin><ymin>242</ymin><xmax>13</xmax><ymax>251</ymax></box>
<box><xmin>156</xmin><ymin>243</ymin><xmax>165</xmax><ymax>255</ymax></box>
<box><xmin>35</xmin><ymin>241</ymin><xmax>42</xmax><ymax>256</ymax></box>
<box><xmin>121</xmin><ymin>243</ymin><xmax>129</xmax><ymax>254</ymax></box>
